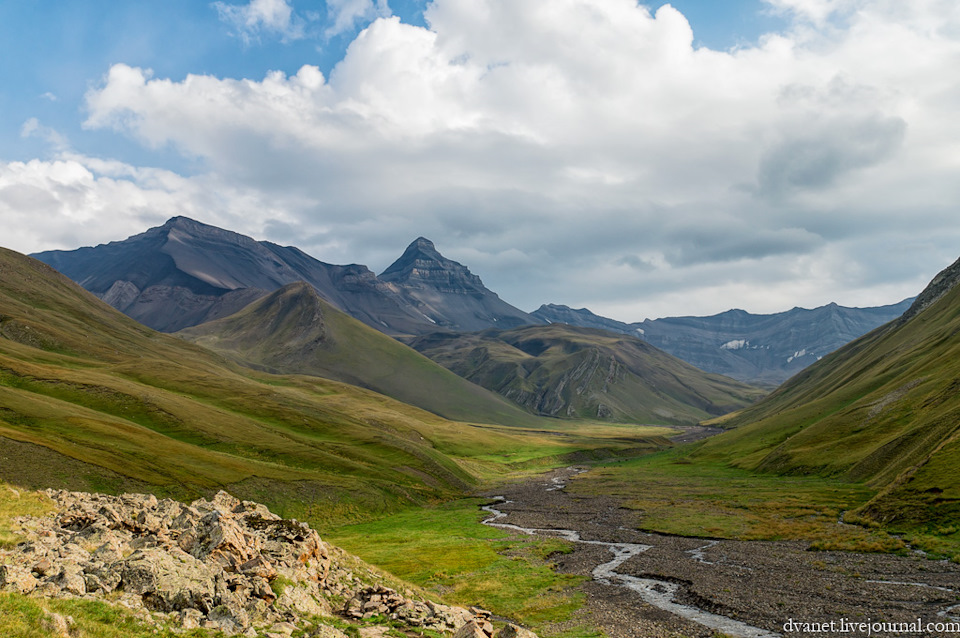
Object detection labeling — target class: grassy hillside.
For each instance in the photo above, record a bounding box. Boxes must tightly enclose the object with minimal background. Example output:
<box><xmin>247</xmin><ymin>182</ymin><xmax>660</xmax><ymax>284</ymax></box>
<box><xmin>177</xmin><ymin>282</ymin><xmax>537</xmax><ymax>426</ymax></box>
<box><xmin>0</xmin><ymin>249</ymin><xmax>667</xmax><ymax>524</ymax></box>
<box><xmin>694</xmin><ymin>256</ymin><xmax>960</xmax><ymax>530</ymax></box>
<box><xmin>408</xmin><ymin>324</ymin><xmax>765</xmax><ymax>425</ymax></box>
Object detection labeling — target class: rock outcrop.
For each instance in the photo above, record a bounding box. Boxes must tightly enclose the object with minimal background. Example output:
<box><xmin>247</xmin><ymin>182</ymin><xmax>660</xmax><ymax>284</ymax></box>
<box><xmin>0</xmin><ymin>489</ymin><xmax>539</xmax><ymax>638</ymax></box>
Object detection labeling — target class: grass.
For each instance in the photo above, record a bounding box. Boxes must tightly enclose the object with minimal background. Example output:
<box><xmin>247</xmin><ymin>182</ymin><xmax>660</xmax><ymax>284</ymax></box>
<box><xmin>569</xmin><ymin>447</ymin><xmax>907</xmax><ymax>552</ymax></box>
<box><xmin>0</xmin><ymin>482</ymin><xmax>54</xmax><ymax>549</ymax></box>
<box><xmin>0</xmin><ymin>593</ymin><xmax>216</xmax><ymax>638</ymax></box>
<box><xmin>325</xmin><ymin>498</ymin><xmax>587</xmax><ymax>633</ymax></box>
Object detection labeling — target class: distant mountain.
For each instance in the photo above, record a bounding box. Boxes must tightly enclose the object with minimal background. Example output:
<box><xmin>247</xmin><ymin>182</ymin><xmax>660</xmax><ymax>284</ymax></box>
<box><xmin>32</xmin><ymin>217</ymin><xmax>535</xmax><ymax>336</ymax></box>
<box><xmin>532</xmin><ymin>300</ymin><xmax>913</xmax><ymax>387</ymax></box>
<box><xmin>697</xmin><ymin>255</ymin><xmax>960</xmax><ymax>528</ymax></box>
<box><xmin>177</xmin><ymin>282</ymin><xmax>538</xmax><ymax>425</ymax></box>
<box><xmin>381</xmin><ymin>237</ymin><xmax>541</xmax><ymax>332</ymax></box>
<box><xmin>407</xmin><ymin>324</ymin><xmax>765</xmax><ymax>425</ymax></box>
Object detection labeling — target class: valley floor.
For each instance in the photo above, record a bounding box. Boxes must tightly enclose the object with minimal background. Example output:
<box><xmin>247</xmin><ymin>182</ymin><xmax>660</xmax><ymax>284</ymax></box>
<box><xmin>484</xmin><ymin>467</ymin><xmax>960</xmax><ymax>638</ymax></box>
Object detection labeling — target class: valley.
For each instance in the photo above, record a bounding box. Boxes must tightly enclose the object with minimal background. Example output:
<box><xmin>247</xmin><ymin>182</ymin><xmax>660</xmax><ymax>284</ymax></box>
<box><xmin>4</xmin><ymin>221</ymin><xmax>960</xmax><ymax>638</ymax></box>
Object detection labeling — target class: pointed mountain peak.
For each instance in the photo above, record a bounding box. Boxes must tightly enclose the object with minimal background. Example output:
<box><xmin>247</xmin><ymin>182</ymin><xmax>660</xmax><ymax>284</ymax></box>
<box><xmin>412</xmin><ymin>236</ymin><xmax>436</xmax><ymax>251</ymax></box>
<box><xmin>379</xmin><ymin>237</ymin><xmax>483</xmax><ymax>290</ymax></box>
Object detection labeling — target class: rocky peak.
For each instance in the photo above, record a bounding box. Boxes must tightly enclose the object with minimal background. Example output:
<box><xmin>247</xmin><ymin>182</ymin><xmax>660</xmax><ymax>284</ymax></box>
<box><xmin>380</xmin><ymin>237</ymin><xmax>486</xmax><ymax>294</ymax></box>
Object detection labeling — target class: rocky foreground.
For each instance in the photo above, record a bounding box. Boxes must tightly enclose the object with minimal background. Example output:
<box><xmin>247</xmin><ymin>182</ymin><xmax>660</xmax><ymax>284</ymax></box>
<box><xmin>0</xmin><ymin>489</ymin><xmax>537</xmax><ymax>638</ymax></box>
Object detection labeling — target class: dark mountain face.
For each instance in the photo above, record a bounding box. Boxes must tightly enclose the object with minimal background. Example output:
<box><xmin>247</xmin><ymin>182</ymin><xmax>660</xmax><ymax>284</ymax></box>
<box><xmin>32</xmin><ymin>218</ymin><xmax>535</xmax><ymax>336</ymax></box>
<box><xmin>532</xmin><ymin>299</ymin><xmax>912</xmax><ymax>387</ymax></box>
<box><xmin>380</xmin><ymin>237</ymin><xmax>543</xmax><ymax>333</ymax></box>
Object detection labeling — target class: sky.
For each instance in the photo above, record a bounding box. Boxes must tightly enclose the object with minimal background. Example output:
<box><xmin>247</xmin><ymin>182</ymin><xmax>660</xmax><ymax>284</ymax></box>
<box><xmin>1</xmin><ymin>0</ymin><xmax>959</xmax><ymax>322</ymax></box>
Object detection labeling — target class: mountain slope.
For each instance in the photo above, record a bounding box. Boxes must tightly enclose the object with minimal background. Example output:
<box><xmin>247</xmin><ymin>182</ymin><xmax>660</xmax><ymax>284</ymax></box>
<box><xmin>408</xmin><ymin>324</ymin><xmax>764</xmax><ymax>425</ymax></box>
<box><xmin>533</xmin><ymin>300</ymin><xmax>912</xmax><ymax>386</ymax></box>
<box><xmin>695</xmin><ymin>255</ymin><xmax>960</xmax><ymax>527</ymax></box>
<box><xmin>0</xmin><ymin>247</ymin><xmax>564</xmax><ymax>516</ymax></box>
<box><xmin>177</xmin><ymin>282</ymin><xmax>538</xmax><ymax>425</ymax></box>
<box><xmin>380</xmin><ymin>237</ymin><xmax>542</xmax><ymax>332</ymax></box>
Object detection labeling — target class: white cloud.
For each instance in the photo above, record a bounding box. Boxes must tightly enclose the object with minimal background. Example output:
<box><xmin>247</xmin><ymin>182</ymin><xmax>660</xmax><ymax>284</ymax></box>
<box><xmin>48</xmin><ymin>0</ymin><xmax>960</xmax><ymax>318</ymax></box>
<box><xmin>20</xmin><ymin>118</ymin><xmax>70</xmax><ymax>152</ymax></box>
<box><xmin>326</xmin><ymin>0</ymin><xmax>392</xmax><ymax>37</ymax></box>
<box><xmin>0</xmin><ymin>154</ymin><xmax>299</xmax><ymax>257</ymax></box>
<box><xmin>213</xmin><ymin>0</ymin><xmax>303</xmax><ymax>43</ymax></box>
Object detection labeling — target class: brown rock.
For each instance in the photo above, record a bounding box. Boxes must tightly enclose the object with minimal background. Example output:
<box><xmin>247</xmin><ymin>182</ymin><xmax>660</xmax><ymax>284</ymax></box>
<box><xmin>496</xmin><ymin>624</ymin><xmax>539</xmax><ymax>638</ymax></box>
<box><xmin>454</xmin><ymin>620</ymin><xmax>489</xmax><ymax>638</ymax></box>
<box><xmin>0</xmin><ymin>564</ymin><xmax>38</xmax><ymax>594</ymax></box>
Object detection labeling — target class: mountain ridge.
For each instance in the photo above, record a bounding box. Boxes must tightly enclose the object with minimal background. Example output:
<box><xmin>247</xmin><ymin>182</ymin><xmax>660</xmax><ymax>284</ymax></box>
<box><xmin>32</xmin><ymin>217</ymin><xmax>538</xmax><ymax>337</ymax></box>
<box><xmin>177</xmin><ymin>281</ymin><xmax>540</xmax><ymax>425</ymax></box>
<box><xmin>408</xmin><ymin>323</ymin><xmax>765</xmax><ymax>425</ymax></box>
<box><xmin>532</xmin><ymin>299</ymin><xmax>913</xmax><ymax>386</ymax></box>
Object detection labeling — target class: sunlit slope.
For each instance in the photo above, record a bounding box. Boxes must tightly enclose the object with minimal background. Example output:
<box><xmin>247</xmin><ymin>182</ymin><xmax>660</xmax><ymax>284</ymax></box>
<box><xmin>0</xmin><ymin>248</ymin><xmax>529</xmax><ymax>511</ymax></box>
<box><xmin>697</xmin><ymin>256</ymin><xmax>960</xmax><ymax>526</ymax></box>
<box><xmin>409</xmin><ymin>324</ymin><xmax>765</xmax><ymax>425</ymax></box>
<box><xmin>177</xmin><ymin>282</ymin><xmax>538</xmax><ymax>426</ymax></box>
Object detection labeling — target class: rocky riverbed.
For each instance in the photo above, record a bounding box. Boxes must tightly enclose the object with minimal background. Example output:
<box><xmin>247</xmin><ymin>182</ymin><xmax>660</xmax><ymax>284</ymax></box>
<box><xmin>482</xmin><ymin>468</ymin><xmax>960</xmax><ymax>638</ymax></box>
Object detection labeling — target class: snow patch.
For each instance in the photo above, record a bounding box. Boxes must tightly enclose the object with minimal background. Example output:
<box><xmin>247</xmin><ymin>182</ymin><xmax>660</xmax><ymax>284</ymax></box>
<box><xmin>787</xmin><ymin>348</ymin><xmax>808</xmax><ymax>363</ymax></box>
<box><xmin>721</xmin><ymin>339</ymin><xmax>749</xmax><ymax>350</ymax></box>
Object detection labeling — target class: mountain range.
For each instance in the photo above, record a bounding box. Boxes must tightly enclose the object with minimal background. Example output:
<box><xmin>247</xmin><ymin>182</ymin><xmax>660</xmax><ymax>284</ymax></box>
<box><xmin>698</xmin><ymin>255</ymin><xmax>960</xmax><ymax>528</ymax></box>
<box><xmin>33</xmin><ymin>217</ymin><xmax>538</xmax><ymax>336</ymax></box>
<box><xmin>33</xmin><ymin>217</ymin><xmax>910</xmax><ymax>390</ymax></box>
<box><xmin>533</xmin><ymin>300</ymin><xmax>913</xmax><ymax>386</ymax></box>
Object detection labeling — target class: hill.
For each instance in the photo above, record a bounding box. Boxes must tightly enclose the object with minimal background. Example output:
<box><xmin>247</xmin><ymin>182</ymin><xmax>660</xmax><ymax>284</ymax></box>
<box><xmin>1</xmin><ymin>247</ymin><xmax>661</xmax><ymax>523</ymax></box>
<box><xmin>407</xmin><ymin>324</ymin><xmax>765</xmax><ymax>425</ymax></box>
<box><xmin>533</xmin><ymin>299</ymin><xmax>912</xmax><ymax>387</ymax></box>
<box><xmin>177</xmin><ymin>282</ymin><xmax>538</xmax><ymax>425</ymax></box>
<box><xmin>695</xmin><ymin>255</ymin><xmax>960</xmax><ymax>528</ymax></box>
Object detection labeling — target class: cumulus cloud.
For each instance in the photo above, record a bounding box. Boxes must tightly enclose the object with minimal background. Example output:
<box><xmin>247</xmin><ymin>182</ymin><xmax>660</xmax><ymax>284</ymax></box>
<box><xmin>62</xmin><ymin>0</ymin><xmax>960</xmax><ymax>318</ymax></box>
<box><xmin>213</xmin><ymin>0</ymin><xmax>303</xmax><ymax>43</ymax></box>
<box><xmin>0</xmin><ymin>154</ymin><xmax>300</xmax><ymax>257</ymax></box>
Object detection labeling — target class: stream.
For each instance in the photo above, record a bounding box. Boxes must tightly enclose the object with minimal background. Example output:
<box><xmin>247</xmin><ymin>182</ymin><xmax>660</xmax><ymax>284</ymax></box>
<box><xmin>480</xmin><ymin>467</ymin><xmax>960</xmax><ymax>638</ymax></box>
<box><xmin>482</xmin><ymin>497</ymin><xmax>779</xmax><ymax>638</ymax></box>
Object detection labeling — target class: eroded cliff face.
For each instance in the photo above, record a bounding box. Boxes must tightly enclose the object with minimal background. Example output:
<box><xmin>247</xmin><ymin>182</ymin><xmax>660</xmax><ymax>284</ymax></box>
<box><xmin>0</xmin><ymin>489</ymin><xmax>536</xmax><ymax>638</ymax></box>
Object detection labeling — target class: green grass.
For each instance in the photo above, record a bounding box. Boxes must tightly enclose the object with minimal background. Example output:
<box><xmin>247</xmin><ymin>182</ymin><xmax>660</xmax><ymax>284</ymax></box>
<box><xmin>0</xmin><ymin>481</ymin><xmax>54</xmax><ymax>548</ymax></box>
<box><xmin>570</xmin><ymin>447</ymin><xmax>907</xmax><ymax>552</ymax></box>
<box><xmin>0</xmin><ymin>594</ymin><xmax>214</xmax><ymax>638</ymax></box>
<box><xmin>326</xmin><ymin>498</ymin><xmax>587</xmax><ymax>633</ymax></box>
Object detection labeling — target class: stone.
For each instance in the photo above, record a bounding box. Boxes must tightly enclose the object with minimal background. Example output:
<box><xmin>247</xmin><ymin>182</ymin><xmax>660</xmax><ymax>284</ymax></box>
<box><xmin>496</xmin><ymin>624</ymin><xmax>539</xmax><ymax>638</ymax></box>
<box><xmin>179</xmin><ymin>608</ymin><xmax>203</xmax><ymax>629</ymax></box>
<box><xmin>454</xmin><ymin>620</ymin><xmax>489</xmax><ymax>638</ymax></box>
<box><xmin>0</xmin><ymin>564</ymin><xmax>38</xmax><ymax>594</ymax></box>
